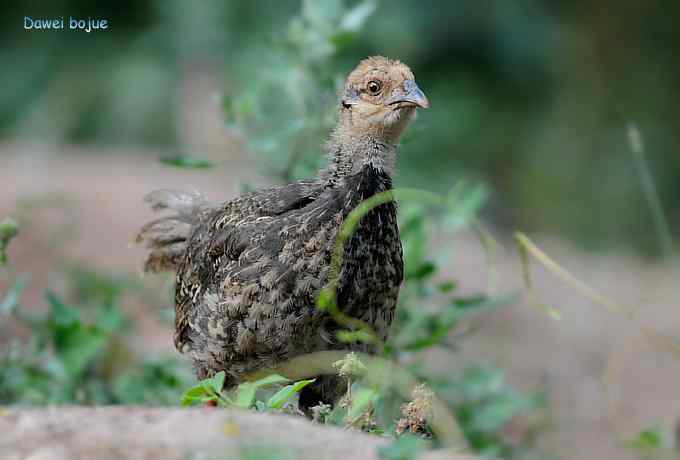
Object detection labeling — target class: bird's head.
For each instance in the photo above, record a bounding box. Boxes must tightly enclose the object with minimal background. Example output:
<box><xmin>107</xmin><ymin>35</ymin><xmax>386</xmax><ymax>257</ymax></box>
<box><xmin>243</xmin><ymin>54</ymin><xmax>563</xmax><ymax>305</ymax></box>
<box><xmin>337</xmin><ymin>56</ymin><xmax>429</xmax><ymax>144</ymax></box>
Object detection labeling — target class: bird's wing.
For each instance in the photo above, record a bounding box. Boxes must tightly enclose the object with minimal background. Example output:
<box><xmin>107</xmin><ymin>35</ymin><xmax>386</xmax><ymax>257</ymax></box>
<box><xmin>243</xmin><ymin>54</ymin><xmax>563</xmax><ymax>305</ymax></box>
<box><xmin>173</xmin><ymin>179</ymin><xmax>326</xmax><ymax>351</ymax></box>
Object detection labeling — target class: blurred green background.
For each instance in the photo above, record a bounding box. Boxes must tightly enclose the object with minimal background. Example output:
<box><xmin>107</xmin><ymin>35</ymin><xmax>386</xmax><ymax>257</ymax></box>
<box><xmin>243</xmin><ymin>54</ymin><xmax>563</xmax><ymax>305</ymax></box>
<box><xmin>2</xmin><ymin>0</ymin><xmax>678</xmax><ymax>254</ymax></box>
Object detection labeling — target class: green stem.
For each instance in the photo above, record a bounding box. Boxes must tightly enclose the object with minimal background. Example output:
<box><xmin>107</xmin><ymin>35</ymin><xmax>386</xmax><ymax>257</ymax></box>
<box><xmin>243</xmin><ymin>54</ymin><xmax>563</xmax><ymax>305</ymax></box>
<box><xmin>627</xmin><ymin>123</ymin><xmax>674</xmax><ymax>257</ymax></box>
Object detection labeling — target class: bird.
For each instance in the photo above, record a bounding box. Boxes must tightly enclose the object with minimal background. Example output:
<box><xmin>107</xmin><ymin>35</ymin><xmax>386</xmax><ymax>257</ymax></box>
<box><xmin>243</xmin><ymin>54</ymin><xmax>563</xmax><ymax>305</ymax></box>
<box><xmin>136</xmin><ymin>56</ymin><xmax>429</xmax><ymax>411</ymax></box>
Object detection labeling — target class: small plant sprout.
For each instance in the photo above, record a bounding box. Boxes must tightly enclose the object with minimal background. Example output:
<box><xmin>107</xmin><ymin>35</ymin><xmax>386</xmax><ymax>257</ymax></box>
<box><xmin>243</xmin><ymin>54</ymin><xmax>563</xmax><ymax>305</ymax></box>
<box><xmin>333</xmin><ymin>352</ymin><xmax>367</xmax><ymax>403</ymax></box>
<box><xmin>332</xmin><ymin>352</ymin><xmax>377</xmax><ymax>428</ymax></box>
<box><xmin>333</xmin><ymin>352</ymin><xmax>368</xmax><ymax>380</ymax></box>
<box><xmin>180</xmin><ymin>371</ymin><xmax>229</xmax><ymax>407</ymax></box>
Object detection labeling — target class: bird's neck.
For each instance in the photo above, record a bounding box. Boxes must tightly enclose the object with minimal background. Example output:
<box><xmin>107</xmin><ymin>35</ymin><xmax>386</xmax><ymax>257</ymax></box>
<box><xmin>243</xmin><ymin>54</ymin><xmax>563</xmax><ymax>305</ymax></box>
<box><xmin>320</xmin><ymin>129</ymin><xmax>397</xmax><ymax>183</ymax></box>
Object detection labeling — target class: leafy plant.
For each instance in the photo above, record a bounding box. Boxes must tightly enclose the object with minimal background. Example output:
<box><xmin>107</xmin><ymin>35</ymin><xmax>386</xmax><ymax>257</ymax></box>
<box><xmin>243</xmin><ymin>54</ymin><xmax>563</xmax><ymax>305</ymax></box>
<box><xmin>266</xmin><ymin>378</ymin><xmax>316</xmax><ymax>410</ymax></box>
<box><xmin>181</xmin><ymin>371</ymin><xmax>315</xmax><ymax>411</ymax></box>
<box><xmin>0</xmin><ymin>217</ymin><xmax>19</xmax><ymax>265</ymax></box>
<box><xmin>439</xmin><ymin>367</ymin><xmax>545</xmax><ymax>458</ymax></box>
<box><xmin>0</xmin><ymin>268</ymin><xmax>190</xmax><ymax>405</ymax></box>
<box><xmin>222</xmin><ymin>0</ymin><xmax>378</xmax><ymax>183</ymax></box>
<box><xmin>180</xmin><ymin>371</ymin><xmax>228</xmax><ymax>407</ymax></box>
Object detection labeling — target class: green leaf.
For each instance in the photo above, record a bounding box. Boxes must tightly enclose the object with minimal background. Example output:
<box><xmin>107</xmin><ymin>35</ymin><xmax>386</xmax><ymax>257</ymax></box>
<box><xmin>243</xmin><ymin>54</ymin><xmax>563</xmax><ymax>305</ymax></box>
<box><xmin>204</xmin><ymin>370</ymin><xmax>226</xmax><ymax>393</ymax></box>
<box><xmin>249</xmin><ymin>374</ymin><xmax>289</xmax><ymax>388</ymax></box>
<box><xmin>180</xmin><ymin>371</ymin><xmax>227</xmax><ymax>407</ymax></box>
<box><xmin>55</xmin><ymin>325</ymin><xmax>107</xmax><ymax>378</ymax></box>
<box><xmin>233</xmin><ymin>374</ymin><xmax>289</xmax><ymax>409</ymax></box>
<box><xmin>159</xmin><ymin>155</ymin><xmax>216</xmax><ymax>169</ymax></box>
<box><xmin>234</xmin><ymin>382</ymin><xmax>257</xmax><ymax>408</ymax></box>
<box><xmin>267</xmin><ymin>378</ymin><xmax>315</xmax><ymax>409</ymax></box>
<box><xmin>0</xmin><ymin>217</ymin><xmax>19</xmax><ymax>265</ymax></box>
<box><xmin>180</xmin><ymin>385</ymin><xmax>209</xmax><ymax>407</ymax></box>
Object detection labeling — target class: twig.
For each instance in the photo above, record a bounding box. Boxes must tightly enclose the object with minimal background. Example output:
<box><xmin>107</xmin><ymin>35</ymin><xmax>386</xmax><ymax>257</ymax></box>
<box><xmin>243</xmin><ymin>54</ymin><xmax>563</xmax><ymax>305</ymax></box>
<box><xmin>627</xmin><ymin>122</ymin><xmax>674</xmax><ymax>257</ymax></box>
<box><xmin>514</xmin><ymin>232</ymin><xmax>680</xmax><ymax>359</ymax></box>
<box><xmin>472</xmin><ymin>220</ymin><xmax>498</xmax><ymax>295</ymax></box>
<box><xmin>514</xmin><ymin>232</ymin><xmax>629</xmax><ymax>316</ymax></box>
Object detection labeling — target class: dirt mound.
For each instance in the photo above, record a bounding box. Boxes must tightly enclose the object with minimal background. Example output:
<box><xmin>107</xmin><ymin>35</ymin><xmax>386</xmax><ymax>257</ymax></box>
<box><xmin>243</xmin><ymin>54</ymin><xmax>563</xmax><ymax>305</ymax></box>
<box><xmin>0</xmin><ymin>407</ymin><xmax>474</xmax><ymax>460</ymax></box>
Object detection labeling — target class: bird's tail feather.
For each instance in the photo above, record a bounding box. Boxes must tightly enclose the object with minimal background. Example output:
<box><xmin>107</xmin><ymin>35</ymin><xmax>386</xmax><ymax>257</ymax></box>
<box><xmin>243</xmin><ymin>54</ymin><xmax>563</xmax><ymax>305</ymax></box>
<box><xmin>136</xmin><ymin>189</ymin><xmax>207</xmax><ymax>273</ymax></box>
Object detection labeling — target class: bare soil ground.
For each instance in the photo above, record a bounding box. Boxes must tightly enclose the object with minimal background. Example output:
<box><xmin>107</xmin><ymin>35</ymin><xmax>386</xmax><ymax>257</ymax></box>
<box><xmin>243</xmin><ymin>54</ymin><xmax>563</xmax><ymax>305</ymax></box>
<box><xmin>1</xmin><ymin>144</ymin><xmax>679</xmax><ymax>460</ymax></box>
<box><xmin>0</xmin><ymin>407</ymin><xmax>476</xmax><ymax>460</ymax></box>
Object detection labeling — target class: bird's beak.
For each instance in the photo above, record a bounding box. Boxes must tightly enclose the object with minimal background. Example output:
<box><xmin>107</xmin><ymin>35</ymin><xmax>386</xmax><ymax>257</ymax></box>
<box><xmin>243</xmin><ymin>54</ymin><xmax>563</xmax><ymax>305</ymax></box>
<box><xmin>386</xmin><ymin>79</ymin><xmax>430</xmax><ymax>109</ymax></box>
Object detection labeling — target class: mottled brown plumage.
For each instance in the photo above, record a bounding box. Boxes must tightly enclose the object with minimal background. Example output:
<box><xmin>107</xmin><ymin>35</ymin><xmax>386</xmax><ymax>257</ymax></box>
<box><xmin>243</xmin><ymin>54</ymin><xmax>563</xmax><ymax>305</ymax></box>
<box><xmin>136</xmin><ymin>56</ymin><xmax>429</xmax><ymax>408</ymax></box>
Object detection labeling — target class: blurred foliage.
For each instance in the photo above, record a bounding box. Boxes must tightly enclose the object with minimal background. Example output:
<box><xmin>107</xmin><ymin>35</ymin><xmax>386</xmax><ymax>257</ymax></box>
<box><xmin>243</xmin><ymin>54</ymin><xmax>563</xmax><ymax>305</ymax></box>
<box><xmin>0</xmin><ymin>268</ymin><xmax>191</xmax><ymax>405</ymax></box>
<box><xmin>627</xmin><ymin>426</ymin><xmax>664</xmax><ymax>455</ymax></box>
<box><xmin>2</xmin><ymin>0</ymin><xmax>679</xmax><ymax>253</ymax></box>
<box><xmin>221</xmin><ymin>0</ymin><xmax>378</xmax><ymax>182</ymax></box>
<box><xmin>0</xmin><ymin>218</ymin><xmax>19</xmax><ymax>266</ymax></box>
<box><xmin>180</xmin><ymin>371</ymin><xmax>314</xmax><ymax>412</ymax></box>
<box><xmin>442</xmin><ymin>367</ymin><xmax>545</xmax><ymax>458</ymax></box>
<box><xmin>624</xmin><ymin>425</ymin><xmax>680</xmax><ymax>460</ymax></box>
<box><xmin>160</xmin><ymin>154</ymin><xmax>217</xmax><ymax>169</ymax></box>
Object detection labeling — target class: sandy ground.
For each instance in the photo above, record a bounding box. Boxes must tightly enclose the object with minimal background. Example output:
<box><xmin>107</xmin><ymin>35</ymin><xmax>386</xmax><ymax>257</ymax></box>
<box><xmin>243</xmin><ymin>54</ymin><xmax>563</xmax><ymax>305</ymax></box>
<box><xmin>0</xmin><ymin>407</ymin><xmax>477</xmax><ymax>460</ymax></box>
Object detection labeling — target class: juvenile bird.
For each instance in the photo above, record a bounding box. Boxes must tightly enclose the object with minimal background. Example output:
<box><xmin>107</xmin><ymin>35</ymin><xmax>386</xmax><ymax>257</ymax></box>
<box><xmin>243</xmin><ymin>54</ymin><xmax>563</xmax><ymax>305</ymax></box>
<box><xmin>136</xmin><ymin>56</ymin><xmax>429</xmax><ymax>410</ymax></box>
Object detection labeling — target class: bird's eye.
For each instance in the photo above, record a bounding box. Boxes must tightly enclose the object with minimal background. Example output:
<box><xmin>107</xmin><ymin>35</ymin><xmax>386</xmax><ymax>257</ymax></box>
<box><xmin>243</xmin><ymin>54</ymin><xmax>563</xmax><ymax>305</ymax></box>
<box><xmin>367</xmin><ymin>80</ymin><xmax>382</xmax><ymax>95</ymax></box>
